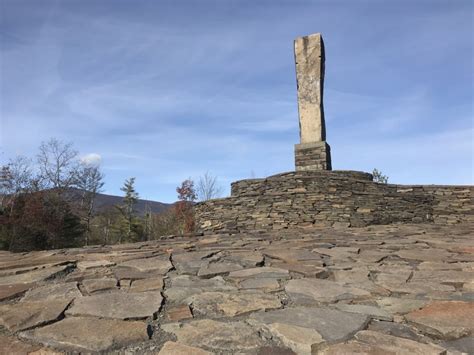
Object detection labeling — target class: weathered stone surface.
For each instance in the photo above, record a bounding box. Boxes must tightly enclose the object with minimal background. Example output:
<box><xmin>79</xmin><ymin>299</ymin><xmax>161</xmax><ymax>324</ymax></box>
<box><xmin>0</xmin><ymin>335</ymin><xmax>41</xmax><ymax>354</ymax></box>
<box><xmin>172</xmin><ymin>251</ymin><xmax>215</xmax><ymax>275</ymax></box>
<box><xmin>285</xmin><ymin>278</ymin><xmax>371</xmax><ymax>304</ymax></box>
<box><xmin>265</xmin><ymin>322</ymin><xmax>324</xmax><ymax>355</ymax></box>
<box><xmin>0</xmin><ymin>282</ymin><xmax>34</xmax><ymax>301</ymax></box>
<box><xmin>19</xmin><ymin>317</ymin><xmax>148</xmax><ymax>352</ymax></box>
<box><xmin>318</xmin><ymin>340</ymin><xmax>387</xmax><ymax>354</ymax></box>
<box><xmin>333</xmin><ymin>303</ymin><xmax>393</xmax><ymax>321</ymax></box>
<box><xmin>129</xmin><ymin>277</ymin><xmax>163</xmax><ymax>292</ymax></box>
<box><xmin>0</xmin><ymin>299</ymin><xmax>70</xmax><ymax>332</ymax></box>
<box><xmin>250</xmin><ymin>307</ymin><xmax>369</xmax><ymax>343</ymax></box>
<box><xmin>158</xmin><ymin>341</ymin><xmax>211</xmax><ymax>355</ymax></box>
<box><xmin>0</xmin><ymin>264</ymin><xmax>72</xmax><ymax>285</ymax></box>
<box><xmin>77</xmin><ymin>260</ymin><xmax>115</xmax><ymax>270</ymax></box>
<box><xmin>119</xmin><ymin>256</ymin><xmax>172</xmax><ymax>274</ymax></box>
<box><xmin>197</xmin><ymin>261</ymin><xmax>243</xmax><ymax>278</ymax></box>
<box><xmin>376</xmin><ymin>297</ymin><xmax>427</xmax><ymax>314</ymax></box>
<box><xmin>294</xmin><ymin>33</ymin><xmax>325</xmax><ymax>143</ymax></box>
<box><xmin>405</xmin><ymin>301</ymin><xmax>474</xmax><ymax>339</ymax></box>
<box><xmin>228</xmin><ymin>266</ymin><xmax>290</xmax><ymax>279</ymax></box>
<box><xmin>166</xmin><ymin>305</ymin><xmax>193</xmax><ymax>322</ymax></box>
<box><xmin>263</xmin><ymin>249</ymin><xmax>322</xmax><ymax>263</ymax></box>
<box><xmin>165</xmin><ymin>275</ymin><xmax>236</xmax><ymax>304</ymax></box>
<box><xmin>354</xmin><ymin>330</ymin><xmax>447</xmax><ymax>354</ymax></box>
<box><xmin>66</xmin><ymin>291</ymin><xmax>162</xmax><ymax>320</ymax></box>
<box><xmin>162</xmin><ymin>319</ymin><xmax>264</xmax><ymax>352</ymax></box>
<box><xmin>22</xmin><ymin>282</ymin><xmax>81</xmax><ymax>302</ymax></box>
<box><xmin>82</xmin><ymin>277</ymin><xmax>117</xmax><ymax>293</ymax></box>
<box><xmin>240</xmin><ymin>277</ymin><xmax>280</xmax><ymax>291</ymax></box>
<box><xmin>185</xmin><ymin>291</ymin><xmax>281</xmax><ymax>317</ymax></box>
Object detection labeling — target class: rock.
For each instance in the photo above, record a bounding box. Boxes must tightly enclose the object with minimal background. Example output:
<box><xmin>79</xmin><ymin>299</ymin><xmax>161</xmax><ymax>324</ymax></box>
<box><xmin>22</xmin><ymin>282</ymin><xmax>81</xmax><ymax>302</ymax></box>
<box><xmin>197</xmin><ymin>261</ymin><xmax>243</xmax><ymax>278</ymax></box>
<box><xmin>77</xmin><ymin>260</ymin><xmax>115</xmax><ymax>270</ymax></box>
<box><xmin>318</xmin><ymin>340</ymin><xmax>387</xmax><ymax>354</ymax></box>
<box><xmin>19</xmin><ymin>317</ymin><xmax>148</xmax><ymax>352</ymax></box>
<box><xmin>66</xmin><ymin>291</ymin><xmax>162</xmax><ymax>320</ymax></box>
<box><xmin>376</xmin><ymin>297</ymin><xmax>427</xmax><ymax>314</ymax></box>
<box><xmin>82</xmin><ymin>278</ymin><xmax>117</xmax><ymax>293</ymax></box>
<box><xmin>119</xmin><ymin>256</ymin><xmax>172</xmax><ymax>274</ymax></box>
<box><xmin>368</xmin><ymin>321</ymin><xmax>430</xmax><ymax>343</ymax></box>
<box><xmin>263</xmin><ymin>249</ymin><xmax>322</xmax><ymax>263</ymax></box>
<box><xmin>397</xmin><ymin>249</ymin><xmax>453</xmax><ymax>262</ymax></box>
<box><xmin>285</xmin><ymin>278</ymin><xmax>371</xmax><ymax>304</ymax></box>
<box><xmin>129</xmin><ymin>277</ymin><xmax>163</xmax><ymax>292</ymax></box>
<box><xmin>410</xmin><ymin>270</ymin><xmax>472</xmax><ymax>283</ymax></box>
<box><xmin>172</xmin><ymin>251</ymin><xmax>215</xmax><ymax>275</ymax></box>
<box><xmin>333</xmin><ymin>303</ymin><xmax>393</xmax><ymax>321</ymax></box>
<box><xmin>166</xmin><ymin>305</ymin><xmax>193</xmax><ymax>322</ymax></box>
<box><xmin>354</xmin><ymin>330</ymin><xmax>447</xmax><ymax>354</ymax></box>
<box><xmin>0</xmin><ymin>283</ymin><xmax>34</xmax><ymax>301</ymax></box>
<box><xmin>158</xmin><ymin>341</ymin><xmax>211</xmax><ymax>355</ymax></box>
<box><xmin>0</xmin><ymin>299</ymin><xmax>70</xmax><ymax>332</ymax></box>
<box><xmin>162</xmin><ymin>319</ymin><xmax>264</xmax><ymax>352</ymax></box>
<box><xmin>294</xmin><ymin>33</ymin><xmax>325</xmax><ymax>143</ymax></box>
<box><xmin>185</xmin><ymin>291</ymin><xmax>281</xmax><ymax>317</ymax></box>
<box><xmin>405</xmin><ymin>301</ymin><xmax>474</xmax><ymax>339</ymax></box>
<box><xmin>0</xmin><ymin>334</ymin><xmax>42</xmax><ymax>354</ymax></box>
<box><xmin>265</xmin><ymin>323</ymin><xmax>324</xmax><ymax>355</ymax></box>
<box><xmin>228</xmin><ymin>267</ymin><xmax>290</xmax><ymax>279</ymax></box>
<box><xmin>249</xmin><ymin>307</ymin><xmax>369</xmax><ymax>343</ymax></box>
<box><xmin>0</xmin><ymin>264</ymin><xmax>73</xmax><ymax>285</ymax></box>
<box><xmin>441</xmin><ymin>336</ymin><xmax>474</xmax><ymax>354</ymax></box>
<box><xmin>165</xmin><ymin>275</ymin><xmax>236</xmax><ymax>304</ymax></box>
<box><xmin>240</xmin><ymin>277</ymin><xmax>280</xmax><ymax>291</ymax></box>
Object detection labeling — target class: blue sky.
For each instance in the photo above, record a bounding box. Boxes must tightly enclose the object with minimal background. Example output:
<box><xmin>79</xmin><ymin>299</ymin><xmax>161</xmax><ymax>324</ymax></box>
<box><xmin>1</xmin><ymin>0</ymin><xmax>473</xmax><ymax>202</ymax></box>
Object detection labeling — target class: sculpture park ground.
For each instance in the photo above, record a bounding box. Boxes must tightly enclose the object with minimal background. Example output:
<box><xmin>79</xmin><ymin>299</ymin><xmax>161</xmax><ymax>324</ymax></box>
<box><xmin>0</xmin><ymin>33</ymin><xmax>473</xmax><ymax>354</ymax></box>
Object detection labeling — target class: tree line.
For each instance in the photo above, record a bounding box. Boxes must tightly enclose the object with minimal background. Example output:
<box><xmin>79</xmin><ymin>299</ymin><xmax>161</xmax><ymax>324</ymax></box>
<box><xmin>0</xmin><ymin>138</ymin><xmax>223</xmax><ymax>252</ymax></box>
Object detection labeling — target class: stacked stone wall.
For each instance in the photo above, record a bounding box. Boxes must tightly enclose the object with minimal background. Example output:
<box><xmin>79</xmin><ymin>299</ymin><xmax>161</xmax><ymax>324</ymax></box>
<box><xmin>195</xmin><ymin>171</ymin><xmax>474</xmax><ymax>234</ymax></box>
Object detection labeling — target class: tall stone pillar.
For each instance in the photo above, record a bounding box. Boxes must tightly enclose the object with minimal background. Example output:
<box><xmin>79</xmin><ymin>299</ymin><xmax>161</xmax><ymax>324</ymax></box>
<box><xmin>294</xmin><ymin>33</ymin><xmax>332</xmax><ymax>171</ymax></box>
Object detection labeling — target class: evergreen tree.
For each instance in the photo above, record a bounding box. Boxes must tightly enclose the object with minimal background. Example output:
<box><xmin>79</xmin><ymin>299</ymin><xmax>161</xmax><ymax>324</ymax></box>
<box><xmin>118</xmin><ymin>177</ymin><xmax>139</xmax><ymax>242</ymax></box>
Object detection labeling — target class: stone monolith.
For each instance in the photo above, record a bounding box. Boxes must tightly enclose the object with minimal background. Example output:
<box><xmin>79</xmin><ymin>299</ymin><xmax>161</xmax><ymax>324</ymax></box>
<box><xmin>294</xmin><ymin>33</ymin><xmax>332</xmax><ymax>171</ymax></box>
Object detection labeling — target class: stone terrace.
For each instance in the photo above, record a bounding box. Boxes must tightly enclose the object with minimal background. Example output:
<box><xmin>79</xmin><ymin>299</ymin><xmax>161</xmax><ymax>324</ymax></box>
<box><xmin>0</xmin><ymin>222</ymin><xmax>473</xmax><ymax>354</ymax></box>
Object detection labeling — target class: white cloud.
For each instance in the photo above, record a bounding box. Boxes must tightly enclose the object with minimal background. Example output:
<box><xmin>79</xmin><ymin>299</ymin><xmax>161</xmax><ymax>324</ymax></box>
<box><xmin>80</xmin><ymin>153</ymin><xmax>102</xmax><ymax>167</ymax></box>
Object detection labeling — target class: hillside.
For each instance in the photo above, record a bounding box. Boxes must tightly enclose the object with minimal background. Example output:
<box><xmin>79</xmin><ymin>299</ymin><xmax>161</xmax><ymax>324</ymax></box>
<box><xmin>67</xmin><ymin>189</ymin><xmax>172</xmax><ymax>216</ymax></box>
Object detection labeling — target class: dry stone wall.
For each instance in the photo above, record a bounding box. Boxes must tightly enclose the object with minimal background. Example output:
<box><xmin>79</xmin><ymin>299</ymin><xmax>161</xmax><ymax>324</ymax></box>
<box><xmin>195</xmin><ymin>171</ymin><xmax>473</xmax><ymax>234</ymax></box>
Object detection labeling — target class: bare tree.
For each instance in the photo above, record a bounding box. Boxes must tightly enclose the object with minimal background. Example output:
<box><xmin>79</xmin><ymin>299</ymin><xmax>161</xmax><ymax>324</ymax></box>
<box><xmin>37</xmin><ymin>138</ymin><xmax>79</xmax><ymax>192</ymax></box>
<box><xmin>0</xmin><ymin>156</ymin><xmax>35</xmax><ymax>209</ymax></box>
<box><xmin>196</xmin><ymin>171</ymin><xmax>223</xmax><ymax>201</ymax></box>
<box><xmin>76</xmin><ymin>164</ymin><xmax>105</xmax><ymax>245</ymax></box>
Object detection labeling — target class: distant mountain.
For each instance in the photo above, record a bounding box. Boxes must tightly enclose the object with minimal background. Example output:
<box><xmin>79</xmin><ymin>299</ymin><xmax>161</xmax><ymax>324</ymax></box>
<box><xmin>67</xmin><ymin>189</ymin><xmax>172</xmax><ymax>216</ymax></box>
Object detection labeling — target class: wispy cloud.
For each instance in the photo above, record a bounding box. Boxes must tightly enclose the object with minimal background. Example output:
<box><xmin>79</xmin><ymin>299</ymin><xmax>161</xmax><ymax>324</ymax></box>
<box><xmin>1</xmin><ymin>0</ymin><xmax>472</xmax><ymax>201</ymax></box>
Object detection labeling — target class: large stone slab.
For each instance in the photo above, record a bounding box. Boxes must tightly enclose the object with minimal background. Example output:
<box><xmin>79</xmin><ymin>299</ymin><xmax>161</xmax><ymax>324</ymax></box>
<box><xmin>285</xmin><ymin>278</ymin><xmax>371</xmax><ymax>304</ymax></box>
<box><xmin>19</xmin><ymin>317</ymin><xmax>148</xmax><ymax>352</ymax></box>
<box><xmin>118</xmin><ymin>256</ymin><xmax>172</xmax><ymax>274</ymax></box>
<box><xmin>405</xmin><ymin>301</ymin><xmax>474</xmax><ymax>339</ymax></box>
<box><xmin>0</xmin><ymin>264</ymin><xmax>72</xmax><ymax>285</ymax></box>
<box><xmin>66</xmin><ymin>291</ymin><xmax>162</xmax><ymax>320</ymax></box>
<box><xmin>294</xmin><ymin>32</ymin><xmax>326</xmax><ymax>143</ymax></box>
<box><xmin>197</xmin><ymin>261</ymin><xmax>243</xmax><ymax>278</ymax></box>
<box><xmin>249</xmin><ymin>307</ymin><xmax>369</xmax><ymax>343</ymax></box>
<box><xmin>0</xmin><ymin>299</ymin><xmax>70</xmax><ymax>332</ymax></box>
<box><xmin>82</xmin><ymin>277</ymin><xmax>117</xmax><ymax>293</ymax></box>
<box><xmin>165</xmin><ymin>275</ymin><xmax>236</xmax><ymax>304</ymax></box>
<box><xmin>354</xmin><ymin>330</ymin><xmax>446</xmax><ymax>354</ymax></box>
<box><xmin>228</xmin><ymin>267</ymin><xmax>290</xmax><ymax>279</ymax></box>
<box><xmin>22</xmin><ymin>282</ymin><xmax>81</xmax><ymax>302</ymax></box>
<box><xmin>172</xmin><ymin>251</ymin><xmax>215</xmax><ymax>275</ymax></box>
<box><xmin>0</xmin><ymin>283</ymin><xmax>34</xmax><ymax>301</ymax></box>
<box><xmin>333</xmin><ymin>303</ymin><xmax>393</xmax><ymax>321</ymax></box>
<box><xmin>129</xmin><ymin>277</ymin><xmax>163</xmax><ymax>292</ymax></box>
<box><xmin>264</xmin><ymin>322</ymin><xmax>324</xmax><ymax>355</ymax></box>
<box><xmin>158</xmin><ymin>341</ymin><xmax>211</xmax><ymax>355</ymax></box>
<box><xmin>185</xmin><ymin>291</ymin><xmax>281</xmax><ymax>317</ymax></box>
<box><xmin>162</xmin><ymin>319</ymin><xmax>264</xmax><ymax>352</ymax></box>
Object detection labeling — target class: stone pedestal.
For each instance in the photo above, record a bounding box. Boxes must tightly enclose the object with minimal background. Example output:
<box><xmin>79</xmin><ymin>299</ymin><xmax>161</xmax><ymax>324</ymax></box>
<box><xmin>295</xmin><ymin>142</ymin><xmax>332</xmax><ymax>171</ymax></box>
